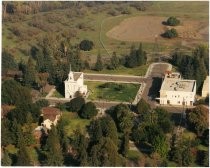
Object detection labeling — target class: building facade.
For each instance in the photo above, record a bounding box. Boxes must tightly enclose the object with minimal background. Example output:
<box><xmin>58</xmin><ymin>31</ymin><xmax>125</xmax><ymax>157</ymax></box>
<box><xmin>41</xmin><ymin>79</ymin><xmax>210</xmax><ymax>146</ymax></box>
<box><xmin>159</xmin><ymin>72</ymin><xmax>196</xmax><ymax>106</ymax></box>
<box><xmin>64</xmin><ymin>67</ymin><xmax>87</xmax><ymax>99</ymax></box>
<box><xmin>202</xmin><ymin>76</ymin><xmax>209</xmax><ymax>98</ymax></box>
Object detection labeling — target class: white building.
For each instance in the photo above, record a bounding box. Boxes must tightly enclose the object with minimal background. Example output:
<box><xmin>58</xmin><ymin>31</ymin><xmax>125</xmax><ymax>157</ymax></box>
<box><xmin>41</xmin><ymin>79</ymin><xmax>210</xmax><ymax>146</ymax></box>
<box><xmin>159</xmin><ymin>72</ymin><xmax>196</xmax><ymax>106</ymax></box>
<box><xmin>202</xmin><ymin>76</ymin><xmax>209</xmax><ymax>98</ymax></box>
<box><xmin>64</xmin><ymin>66</ymin><xmax>87</xmax><ymax>99</ymax></box>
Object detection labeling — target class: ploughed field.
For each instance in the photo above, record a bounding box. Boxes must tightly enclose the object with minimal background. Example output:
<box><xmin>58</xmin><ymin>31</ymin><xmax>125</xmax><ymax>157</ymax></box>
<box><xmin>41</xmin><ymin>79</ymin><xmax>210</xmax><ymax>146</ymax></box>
<box><xmin>106</xmin><ymin>16</ymin><xmax>208</xmax><ymax>47</ymax></box>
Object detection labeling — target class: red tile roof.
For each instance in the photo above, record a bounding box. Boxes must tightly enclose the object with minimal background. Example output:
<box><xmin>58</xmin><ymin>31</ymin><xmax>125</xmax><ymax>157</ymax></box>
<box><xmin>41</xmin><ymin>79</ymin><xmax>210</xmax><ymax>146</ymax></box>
<box><xmin>41</xmin><ymin>107</ymin><xmax>61</xmax><ymax>122</ymax></box>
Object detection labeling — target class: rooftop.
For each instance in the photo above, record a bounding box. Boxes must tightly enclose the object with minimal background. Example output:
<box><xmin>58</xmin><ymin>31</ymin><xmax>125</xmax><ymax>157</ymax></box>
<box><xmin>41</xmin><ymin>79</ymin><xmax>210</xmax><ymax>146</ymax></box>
<box><xmin>161</xmin><ymin>78</ymin><xmax>196</xmax><ymax>92</ymax></box>
<box><xmin>73</xmin><ymin>72</ymin><xmax>82</xmax><ymax>81</ymax></box>
<box><xmin>41</xmin><ymin>107</ymin><xmax>61</xmax><ymax>122</ymax></box>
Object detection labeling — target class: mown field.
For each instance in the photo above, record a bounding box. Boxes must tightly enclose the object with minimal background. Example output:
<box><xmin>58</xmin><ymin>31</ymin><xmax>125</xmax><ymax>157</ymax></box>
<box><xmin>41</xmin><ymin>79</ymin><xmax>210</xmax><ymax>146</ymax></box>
<box><xmin>2</xmin><ymin>1</ymin><xmax>208</xmax><ymax>64</ymax></box>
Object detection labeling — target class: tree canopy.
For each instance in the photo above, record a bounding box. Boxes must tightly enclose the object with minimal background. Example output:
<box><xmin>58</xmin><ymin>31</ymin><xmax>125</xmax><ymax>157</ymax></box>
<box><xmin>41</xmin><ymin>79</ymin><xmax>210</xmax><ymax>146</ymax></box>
<box><xmin>166</xmin><ymin>16</ymin><xmax>180</xmax><ymax>26</ymax></box>
<box><xmin>186</xmin><ymin>105</ymin><xmax>209</xmax><ymax>136</ymax></box>
<box><xmin>79</xmin><ymin>102</ymin><xmax>98</xmax><ymax>119</ymax></box>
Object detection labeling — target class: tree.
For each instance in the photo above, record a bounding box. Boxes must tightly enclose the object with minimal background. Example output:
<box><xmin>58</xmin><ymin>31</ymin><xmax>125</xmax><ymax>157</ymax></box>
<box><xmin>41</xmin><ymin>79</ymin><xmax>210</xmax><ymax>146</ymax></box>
<box><xmin>79</xmin><ymin>39</ymin><xmax>94</xmax><ymax>51</ymax></box>
<box><xmin>2</xmin><ymin>79</ymin><xmax>32</xmax><ymax>105</ymax></box>
<box><xmin>201</xmin><ymin>129</ymin><xmax>209</xmax><ymax>146</ymax></box>
<box><xmin>136</xmin><ymin>99</ymin><xmax>151</xmax><ymax>117</ymax></box>
<box><xmin>121</xmin><ymin>132</ymin><xmax>129</xmax><ymax>157</ymax></box>
<box><xmin>2</xmin><ymin>50</ymin><xmax>18</xmax><ymax>75</ymax></box>
<box><xmin>95</xmin><ymin>53</ymin><xmax>103</xmax><ymax>71</ymax></box>
<box><xmin>23</xmin><ymin>113</ymin><xmax>36</xmax><ymax>146</ymax></box>
<box><xmin>23</xmin><ymin>57</ymin><xmax>37</xmax><ymax>87</ymax></box>
<box><xmin>1</xmin><ymin>150</ymin><xmax>12</xmax><ymax>166</ymax></box>
<box><xmin>153</xmin><ymin>135</ymin><xmax>169</xmax><ymax>158</ymax></box>
<box><xmin>126</xmin><ymin>44</ymin><xmax>138</xmax><ymax>68</ymax></box>
<box><xmin>88</xmin><ymin>120</ymin><xmax>103</xmax><ymax>143</ymax></box>
<box><xmin>79</xmin><ymin>102</ymin><xmax>98</xmax><ymax>119</ymax></box>
<box><xmin>1</xmin><ymin>119</ymin><xmax>13</xmax><ymax>146</ymax></box>
<box><xmin>112</xmin><ymin>104</ymin><xmax>133</xmax><ymax>133</ymax></box>
<box><xmin>155</xmin><ymin>107</ymin><xmax>173</xmax><ymax>133</ymax></box>
<box><xmin>99</xmin><ymin>116</ymin><xmax>119</xmax><ymax>146</ymax></box>
<box><xmin>136</xmin><ymin>43</ymin><xmax>147</xmax><ymax>65</ymax></box>
<box><xmin>71</xmin><ymin>129</ymin><xmax>89</xmax><ymax>166</ymax></box>
<box><xmin>89</xmin><ymin>137</ymin><xmax>123</xmax><ymax>166</ymax></box>
<box><xmin>162</xmin><ymin>28</ymin><xmax>178</xmax><ymax>38</ymax></box>
<box><xmin>186</xmin><ymin>105</ymin><xmax>208</xmax><ymax>136</ymax></box>
<box><xmin>45</xmin><ymin>126</ymin><xmax>64</xmax><ymax>166</ymax></box>
<box><xmin>66</xmin><ymin>96</ymin><xmax>85</xmax><ymax>112</ymax></box>
<box><xmin>108</xmin><ymin>52</ymin><xmax>120</xmax><ymax>70</ymax></box>
<box><xmin>166</xmin><ymin>16</ymin><xmax>180</xmax><ymax>26</ymax></box>
<box><xmin>15</xmin><ymin>144</ymin><xmax>31</xmax><ymax>166</ymax></box>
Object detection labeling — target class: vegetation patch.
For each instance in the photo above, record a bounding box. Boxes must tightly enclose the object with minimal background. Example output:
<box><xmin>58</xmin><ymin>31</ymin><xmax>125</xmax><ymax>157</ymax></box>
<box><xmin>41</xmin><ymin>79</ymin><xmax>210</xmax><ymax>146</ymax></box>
<box><xmin>127</xmin><ymin>150</ymin><xmax>143</xmax><ymax>161</ymax></box>
<box><xmin>85</xmin><ymin>81</ymin><xmax>140</xmax><ymax>102</ymax></box>
<box><xmin>85</xmin><ymin>64</ymin><xmax>149</xmax><ymax>76</ymax></box>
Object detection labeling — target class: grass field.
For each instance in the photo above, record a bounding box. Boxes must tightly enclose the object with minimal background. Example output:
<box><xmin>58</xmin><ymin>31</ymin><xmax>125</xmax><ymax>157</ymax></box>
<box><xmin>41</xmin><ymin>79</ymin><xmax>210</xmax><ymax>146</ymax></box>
<box><xmin>85</xmin><ymin>81</ymin><xmax>140</xmax><ymax>102</ymax></box>
<box><xmin>62</xmin><ymin>111</ymin><xmax>90</xmax><ymax>136</ymax></box>
<box><xmin>2</xmin><ymin>2</ymin><xmax>208</xmax><ymax>64</ymax></box>
<box><xmin>85</xmin><ymin>64</ymin><xmax>149</xmax><ymax>76</ymax></box>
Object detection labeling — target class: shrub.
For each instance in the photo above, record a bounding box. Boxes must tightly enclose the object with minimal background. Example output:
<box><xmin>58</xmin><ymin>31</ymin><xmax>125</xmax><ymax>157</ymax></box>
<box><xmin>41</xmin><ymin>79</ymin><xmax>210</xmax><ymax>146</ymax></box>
<box><xmin>162</xmin><ymin>28</ymin><xmax>178</xmax><ymax>38</ymax></box>
<box><xmin>166</xmin><ymin>16</ymin><xmax>180</xmax><ymax>26</ymax></box>
<box><xmin>79</xmin><ymin>39</ymin><xmax>94</xmax><ymax>51</ymax></box>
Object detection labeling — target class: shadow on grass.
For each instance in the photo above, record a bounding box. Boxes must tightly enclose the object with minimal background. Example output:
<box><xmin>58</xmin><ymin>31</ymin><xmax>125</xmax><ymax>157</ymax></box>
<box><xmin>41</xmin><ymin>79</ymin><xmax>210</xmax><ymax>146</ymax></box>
<box><xmin>56</xmin><ymin>83</ymin><xmax>65</xmax><ymax>97</ymax></box>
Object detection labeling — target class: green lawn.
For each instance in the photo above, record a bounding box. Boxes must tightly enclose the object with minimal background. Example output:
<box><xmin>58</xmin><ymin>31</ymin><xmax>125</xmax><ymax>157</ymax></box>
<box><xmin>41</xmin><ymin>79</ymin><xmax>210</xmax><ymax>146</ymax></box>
<box><xmin>62</xmin><ymin>112</ymin><xmax>90</xmax><ymax>136</ymax></box>
<box><xmin>85</xmin><ymin>81</ymin><xmax>140</xmax><ymax>102</ymax></box>
<box><xmin>85</xmin><ymin>65</ymin><xmax>149</xmax><ymax>76</ymax></box>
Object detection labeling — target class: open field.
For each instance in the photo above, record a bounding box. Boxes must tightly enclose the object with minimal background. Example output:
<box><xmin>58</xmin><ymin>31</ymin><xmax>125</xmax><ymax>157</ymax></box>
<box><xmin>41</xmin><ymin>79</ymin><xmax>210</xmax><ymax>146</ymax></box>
<box><xmin>85</xmin><ymin>81</ymin><xmax>140</xmax><ymax>102</ymax></box>
<box><xmin>2</xmin><ymin>2</ymin><xmax>208</xmax><ymax>63</ymax></box>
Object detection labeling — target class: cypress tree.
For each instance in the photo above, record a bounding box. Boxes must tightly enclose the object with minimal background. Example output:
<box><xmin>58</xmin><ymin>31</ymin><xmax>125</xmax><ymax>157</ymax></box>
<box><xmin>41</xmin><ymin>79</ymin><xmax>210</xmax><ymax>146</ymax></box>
<box><xmin>95</xmin><ymin>53</ymin><xmax>103</xmax><ymax>71</ymax></box>
<box><xmin>45</xmin><ymin>126</ymin><xmax>64</xmax><ymax>166</ymax></box>
<box><xmin>15</xmin><ymin>144</ymin><xmax>31</xmax><ymax>166</ymax></box>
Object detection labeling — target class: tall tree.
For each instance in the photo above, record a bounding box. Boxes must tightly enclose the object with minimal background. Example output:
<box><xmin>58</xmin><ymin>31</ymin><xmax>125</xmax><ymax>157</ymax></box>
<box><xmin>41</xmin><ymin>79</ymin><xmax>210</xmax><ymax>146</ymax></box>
<box><xmin>15</xmin><ymin>144</ymin><xmax>31</xmax><ymax>166</ymax></box>
<box><xmin>136</xmin><ymin>98</ymin><xmax>151</xmax><ymax>119</ymax></box>
<box><xmin>95</xmin><ymin>52</ymin><xmax>103</xmax><ymax>71</ymax></box>
<box><xmin>45</xmin><ymin>126</ymin><xmax>64</xmax><ymax>166</ymax></box>
<box><xmin>109</xmin><ymin>52</ymin><xmax>120</xmax><ymax>70</ymax></box>
<box><xmin>89</xmin><ymin>120</ymin><xmax>103</xmax><ymax>143</ymax></box>
<box><xmin>113</xmin><ymin>104</ymin><xmax>133</xmax><ymax>133</ymax></box>
<box><xmin>1</xmin><ymin>150</ymin><xmax>12</xmax><ymax>166</ymax></box>
<box><xmin>23</xmin><ymin>57</ymin><xmax>37</xmax><ymax>87</ymax></box>
<box><xmin>186</xmin><ymin>105</ymin><xmax>209</xmax><ymax>136</ymax></box>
